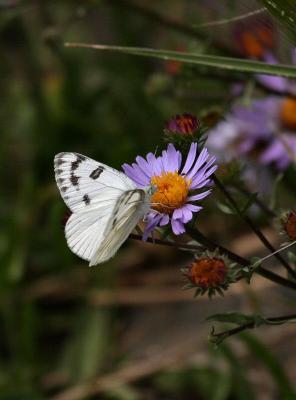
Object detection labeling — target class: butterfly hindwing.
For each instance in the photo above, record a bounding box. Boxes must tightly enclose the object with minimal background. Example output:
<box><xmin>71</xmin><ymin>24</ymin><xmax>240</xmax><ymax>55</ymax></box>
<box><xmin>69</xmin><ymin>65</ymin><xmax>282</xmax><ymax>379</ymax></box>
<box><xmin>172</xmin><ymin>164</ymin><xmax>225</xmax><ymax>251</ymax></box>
<box><xmin>65</xmin><ymin>204</ymin><xmax>116</xmax><ymax>262</ymax></box>
<box><xmin>89</xmin><ymin>189</ymin><xmax>148</xmax><ymax>265</ymax></box>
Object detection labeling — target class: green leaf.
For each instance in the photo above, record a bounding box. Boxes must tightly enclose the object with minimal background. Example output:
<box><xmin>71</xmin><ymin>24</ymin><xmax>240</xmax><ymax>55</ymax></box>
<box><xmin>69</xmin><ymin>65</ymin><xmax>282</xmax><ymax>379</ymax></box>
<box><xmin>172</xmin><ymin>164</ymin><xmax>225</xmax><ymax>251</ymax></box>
<box><xmin>216</xmin><ymin>201</ymin><xmax>236</xmax><ymax>215</ymax></box>
<box><xmin>58</xmin><ymin>308</ymin><xmax>111</xmax><ymax>382</ymax></box>
<box><xmin>207</xmin><ymin>312</ymin><xmax>261</xmax><ymax>326</ymax></box>
<box><xmin>259</xmin><ymin>0</ymin><xmax>296</xmax><ymax>44</ymax></box>
<box><xmin>218</xmin><ymin>344</ymin><xmax>256</xmax><ymax>400</ymax></box>
<box><xmin>248</xmin><ymin>256</ymin><xmax>262</xmax><ymax>274</ymax></box>
<box><xmin>65</xmin><ymin>43</ymin><xmax>296</xmax><ymax>78</ymax></box>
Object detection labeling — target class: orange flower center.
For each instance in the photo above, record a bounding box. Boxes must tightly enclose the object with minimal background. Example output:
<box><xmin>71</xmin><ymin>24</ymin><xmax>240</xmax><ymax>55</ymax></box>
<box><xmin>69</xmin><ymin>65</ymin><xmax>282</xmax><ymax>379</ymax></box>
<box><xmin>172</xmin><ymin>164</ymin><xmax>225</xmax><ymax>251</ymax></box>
<box><xmin>240</xmin><ymin>27</ymin><xmax>273</xmax><ymax>58</ymax></box>
<box><xmin>188</xmin><ymin>258</ymin><xmax>227</xmax><ymax>288</ymax></box>
<box><xmin>151</xmin><ymin>171</ymin><xmax>190</xmax><ymax>214</ymax></box>
<box><xmin>241</xmin><ymin>31</ymin><xmax>264</xmax><ymax>58</ymax></box>
<box><xmin>284</xmin><ymin>212</ymin><xmax>296</xmax><ymax>241</ymax></box>
<box><xmin>280</xmin><ymin>98</ymin><xmax>296</xmax><ymax>130</ymax></box>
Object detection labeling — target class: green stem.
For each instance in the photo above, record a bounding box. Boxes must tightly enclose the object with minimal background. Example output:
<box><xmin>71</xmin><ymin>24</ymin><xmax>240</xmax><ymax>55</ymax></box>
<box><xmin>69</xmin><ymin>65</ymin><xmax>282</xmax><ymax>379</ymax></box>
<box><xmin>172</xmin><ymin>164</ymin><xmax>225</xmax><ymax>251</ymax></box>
<box><xmin>129</xmin><ymin>233</ymin><xmax>204</xmax><ymax>251</ymax></box>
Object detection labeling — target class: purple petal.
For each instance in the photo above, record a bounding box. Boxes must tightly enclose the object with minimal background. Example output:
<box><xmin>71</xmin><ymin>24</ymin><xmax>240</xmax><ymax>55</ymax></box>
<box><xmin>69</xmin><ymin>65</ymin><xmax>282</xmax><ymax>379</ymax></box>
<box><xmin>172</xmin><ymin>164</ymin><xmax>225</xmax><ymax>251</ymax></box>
<box><xmin>256</xmin><ymin>52</ymin><xmax>288</xmax><ymax>93</ymax></box>
<box><xmin>132</xmin><ymin>162</ymin><xmax>151</xmax><ymax>185</ymax></box>
<box><xmin>188</xmin><ymin>189</ymin><xmax>211</xmax><ymax>201</ymax></box>
<box><xmin>162</xmin><ymin>144</ymin><xmax>181</xmax><ymax>172</ymax></box>
<box><xmin>260</xmin><ymin>134</ymin><xmax>296</xmax><ymax>170</ymax></box>
<box><xmin>171</xmin><ymin>219</ymin><xmax>185</xmax><ymax>235</ymax></box>
<box><xmin>256</xmin><ymin>74</ymin><xmax>288</xmax><ymax>93</ymax></box>
<box><xmin>135</xmin><ymin>156</ymin><xmax>153</xmax><ymax>179</ymax></box>
<box><xmin>182</xmin><ymin>142</ymin><xmax>198</xmax><ymax>174</ymax></box>
<box><xmin>142</xmin><ymin>213</ymin><xmax>162</xmax><ymax>241</ymax></box>
<box><xmin>186</xmin><ymin>204</ymin><xmax>202</xmax><ymax>212</ymax></box>
<box><xmin>191</xmin><ymin>178</ymin><xmax>211</xmax><ymax>189</ymax></box>
<box><xmin>190</xmin><ymin>163</ymin><xmax>217</xmax><ymax>189</ymax></box>
<box><xmin>147</xmin><ymin>153</ymin><xmax>162</xmax><ymax>176</ymax></box>
<box><xmin>122</xmin><ymin>163</ymin><xmax>148</xmax><ymax>187</ymax></box>
<box><xmin>172</xmin><ymin>208</ymin><xmax>183</xmax><ymax>219</ymax></box>
<box><xmin>172</xmin><ymin>207</ymin><xmax>192</xmax><ymax>223</ymax></box>
<box><xmin>187</xmin><ymin>148</ymin><xmax>209</xmax><ymax>179</ymax></box>
<box><xmin>160</xmin><ymin>214</ymin><xmax>170</xmax><ymax>226</ymax></box>
<box><xmin>179</xmin><ymin>206</ymin><xmax>193</xmax><ymax>223</ymax></box>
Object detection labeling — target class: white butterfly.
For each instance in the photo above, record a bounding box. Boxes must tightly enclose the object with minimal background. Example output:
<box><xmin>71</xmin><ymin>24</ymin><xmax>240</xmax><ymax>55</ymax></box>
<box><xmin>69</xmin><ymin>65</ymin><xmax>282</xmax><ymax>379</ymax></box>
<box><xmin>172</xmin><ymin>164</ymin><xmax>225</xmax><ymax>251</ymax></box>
<box><xmin>54</xmin><ymin>152</ymin><xmax>153</xmax><ymax>266</ymax></box>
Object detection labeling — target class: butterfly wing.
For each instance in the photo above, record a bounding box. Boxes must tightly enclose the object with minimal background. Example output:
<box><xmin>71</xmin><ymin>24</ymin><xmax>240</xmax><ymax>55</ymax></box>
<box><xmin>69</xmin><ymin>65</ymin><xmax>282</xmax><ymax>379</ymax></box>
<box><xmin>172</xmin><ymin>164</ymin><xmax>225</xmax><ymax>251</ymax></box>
<box><xmin>89</xmin><ymin>189</ymin><xmax>149</xmax><ymax>266</ymax></box>
<box><xmin>54</xmin><ymin>152</ymin><xmax>136</xmax><ymax>212</ymax></box>
<box><xmin>54</xmin><ymin>153</ymin><xmax>148</xmax><ymax>265</ymax></box>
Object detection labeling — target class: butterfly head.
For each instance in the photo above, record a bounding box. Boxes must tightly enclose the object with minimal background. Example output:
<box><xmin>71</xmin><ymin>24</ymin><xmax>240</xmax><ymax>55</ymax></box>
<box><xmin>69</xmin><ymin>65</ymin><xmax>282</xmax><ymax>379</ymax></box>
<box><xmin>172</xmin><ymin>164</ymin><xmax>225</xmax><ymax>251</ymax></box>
<box><xmin>146</xmin><ymin>184</ymin><xmax>157</xmax><ymax>196</ymax></box>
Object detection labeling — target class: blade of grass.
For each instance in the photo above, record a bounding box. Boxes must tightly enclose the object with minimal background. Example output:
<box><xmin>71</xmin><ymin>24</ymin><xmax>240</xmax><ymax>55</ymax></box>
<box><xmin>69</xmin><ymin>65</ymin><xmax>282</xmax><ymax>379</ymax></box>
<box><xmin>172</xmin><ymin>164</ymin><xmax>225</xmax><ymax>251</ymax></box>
<box><xmin>240</xmin><ymin>333</ymin><xmax>296</xmax><ymax>400</ymax></box>
<box><xmin>65</xmin><ymin>43</ymin><xmax>296</xmax><ymax>78</ymax></box>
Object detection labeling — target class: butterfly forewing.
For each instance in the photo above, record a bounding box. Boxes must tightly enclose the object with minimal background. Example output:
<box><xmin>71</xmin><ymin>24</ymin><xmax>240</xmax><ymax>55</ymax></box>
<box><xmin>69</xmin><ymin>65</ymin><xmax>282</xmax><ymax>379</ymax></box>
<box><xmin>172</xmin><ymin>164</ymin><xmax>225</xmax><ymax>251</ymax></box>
<box><xmin>54</xmin><ymin>152</ymin><xmax>136</xmax><ymax>212</ymax></box>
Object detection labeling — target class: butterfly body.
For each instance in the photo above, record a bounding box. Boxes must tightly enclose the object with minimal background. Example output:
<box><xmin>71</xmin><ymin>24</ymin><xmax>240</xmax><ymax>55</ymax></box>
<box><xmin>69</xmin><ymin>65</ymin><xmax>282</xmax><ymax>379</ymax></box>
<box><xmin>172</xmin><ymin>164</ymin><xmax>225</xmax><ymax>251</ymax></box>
<box><xmin>54</xmin><ymin>152</ymin><xmax>152</xmax><ymax>265</ymax></box>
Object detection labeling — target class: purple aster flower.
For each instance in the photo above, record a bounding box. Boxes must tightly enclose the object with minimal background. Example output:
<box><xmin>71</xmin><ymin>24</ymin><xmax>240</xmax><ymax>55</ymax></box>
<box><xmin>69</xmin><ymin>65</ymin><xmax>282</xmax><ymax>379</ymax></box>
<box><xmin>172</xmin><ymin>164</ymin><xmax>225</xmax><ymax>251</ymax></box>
<box><xmin>207</xmin><ymin>96</ymin><xmax>296</xmax><ymax>171</ymax></box>
<box><xmin>122</xmin><ymin>143</ymin><xmax>217</xmax><ymax>238</ymax></box>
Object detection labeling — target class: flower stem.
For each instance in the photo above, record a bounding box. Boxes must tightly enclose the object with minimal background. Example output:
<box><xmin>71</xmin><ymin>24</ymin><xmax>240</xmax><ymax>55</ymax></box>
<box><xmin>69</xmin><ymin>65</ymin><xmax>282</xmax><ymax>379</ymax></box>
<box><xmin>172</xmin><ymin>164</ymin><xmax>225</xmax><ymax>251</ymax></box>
<box><xmin>187</xmin><ymin>226</ymin><xmax>296</xmax><ymax>291</ymax></box>
<box><xmin>214</xmin><ymin>176</ymin><xmax>296</xmax><ymax>279</ymax></box>
<box><xmin>129</xmin><ymin>233</ymin><xmax>204</xmax><ymax>252</ymax></box>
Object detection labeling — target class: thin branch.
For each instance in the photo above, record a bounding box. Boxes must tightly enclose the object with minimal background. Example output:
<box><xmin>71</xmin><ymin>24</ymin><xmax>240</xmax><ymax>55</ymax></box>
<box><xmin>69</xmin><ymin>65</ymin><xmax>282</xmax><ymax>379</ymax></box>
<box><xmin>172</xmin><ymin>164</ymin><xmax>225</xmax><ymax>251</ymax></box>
<box><xmin>129</xmin><ymin>233</ymin><xmax>203</xmax><ymax>251</ymax></box>
<box><xmin>214</xmin><ymin>175</ymin><xmax>296</xmax><ymax>279</ymax></box>
<box><xmin>210</xmin><ymin>313</ymin><xmax>296</xmax><ymax>343</ymax></box>
<box><xmin>196</xmin><ymin>8</ymin><xmax>266</xmax><ymax>28</ymax></box>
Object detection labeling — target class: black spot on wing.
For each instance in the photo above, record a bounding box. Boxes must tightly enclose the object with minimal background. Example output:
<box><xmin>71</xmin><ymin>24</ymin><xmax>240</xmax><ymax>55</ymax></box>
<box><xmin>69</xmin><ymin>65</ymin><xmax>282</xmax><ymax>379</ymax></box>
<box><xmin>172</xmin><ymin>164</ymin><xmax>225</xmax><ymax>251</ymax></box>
<box><xmin>89</xmin><ymin>166</ymin><xmax>105</xmax><ymax>180</ymax></box>
<box><xmin>71</xmin><ymin>154</ymin><xmax>86</xmax><ymax>171</ymax></box>
<box><xmin>83</xmin><ymin>194</ymin><xmax>90</xmax><ymax>205</ymax></box>
<box><xmin>61</xmin><ymin>186</ymin><xmax>68</xmax><ymax>192</ymax></box>
<box><xmin>57</xmin><ymin>178</ymin><xmax>64</xmax><ymax>185</ymax></box>
<box><xmin>55</xmin><ymin>158</ymin><xmax>65</xmax><ymax>167</ymax></box>
<box><xmin>70</xmin><ymin>173</ymin><xmax>79</xmax><ymax>186</ymax></box>
<box><xmin>71</xmin><ymin>160</ymin><xmax>80</xmax><ymax>171</ymax></box>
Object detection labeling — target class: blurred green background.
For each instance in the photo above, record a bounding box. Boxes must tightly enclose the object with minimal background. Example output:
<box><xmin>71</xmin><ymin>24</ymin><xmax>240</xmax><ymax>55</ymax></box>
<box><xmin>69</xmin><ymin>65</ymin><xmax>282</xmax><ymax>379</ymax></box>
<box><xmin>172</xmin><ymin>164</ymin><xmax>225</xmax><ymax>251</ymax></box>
<box><xmin>1</xmin><ymin>1</ymin><xmax>296</xmax><ymax>399</ymax></box>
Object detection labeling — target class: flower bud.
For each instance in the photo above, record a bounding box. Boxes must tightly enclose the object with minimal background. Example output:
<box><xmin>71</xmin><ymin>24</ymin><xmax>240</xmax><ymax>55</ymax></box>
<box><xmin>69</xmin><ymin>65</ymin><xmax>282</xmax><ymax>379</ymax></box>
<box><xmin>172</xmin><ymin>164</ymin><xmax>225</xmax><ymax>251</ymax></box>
<box><xmin>279</xmin><ymin>210</ymin><xmax>296</xmax><ymax>242</ymax></box>
<box><xmin>182</xmin><ymin>250</ymin><xmax>241</xmax><ymax>297</ymax></box>
<box><xmin>166</xmin><ymin>113</ymin><xmax>199</xmax><ymax>135</ymax></box>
